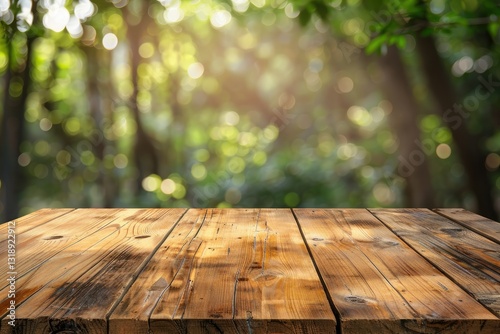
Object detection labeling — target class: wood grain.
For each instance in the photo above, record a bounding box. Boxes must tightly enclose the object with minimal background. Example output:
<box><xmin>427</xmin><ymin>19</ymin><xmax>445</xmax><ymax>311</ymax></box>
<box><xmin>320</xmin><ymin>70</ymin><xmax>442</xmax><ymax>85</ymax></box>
<box><xmin>138</xmin><ymin>208</ymin><xmax>335</xmax><ymax>334</ymax></box>
<box><xmin>0</xmin><ymin>209</ymin><xmax>147</xmax><ymax>319</ymax></box>
<box><xmin>372</xmin><ymin>208</ymin><xmax>500</xmax><ymax>317</ymax></box>
<box><xmin>2</xmin><ymin>208</ymin><xmax>500</xmax><ymax>334</ymax></box>
<box><xmin>434</xmin><ymin>208</ymin><xmax>500</xmax><ymax>244</ymax></box>
<box><xmin>0</xmin><ymin>208</ymin><xmax>186</xmax><ymax>334</ymax></box>
<box><xmin>0</xmin><ymin>208</ymin><xmax>74</xmax><ymax>234</ymax></box>
<box><xmin>0</xmin><ymin>208</ymin><xmax>122</xmax><ymax>290</ymax></box>
<box><xmin>295</xmin><ymin>208</ymin><xmax>499</xmax><ymax>334</ymax></box>
<box><xmin>109</xmin><ymin>208</ymin><xmax>207</xmax><ymax>334</ymax></box>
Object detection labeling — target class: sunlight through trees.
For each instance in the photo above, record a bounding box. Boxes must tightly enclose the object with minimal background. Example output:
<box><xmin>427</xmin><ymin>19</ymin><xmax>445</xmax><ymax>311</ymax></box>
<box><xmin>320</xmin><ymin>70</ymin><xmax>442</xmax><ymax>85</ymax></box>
<box><xmin>0</xmin><ymin>0</ymin><xmax>499</xmax><ymax>221</ymax></box>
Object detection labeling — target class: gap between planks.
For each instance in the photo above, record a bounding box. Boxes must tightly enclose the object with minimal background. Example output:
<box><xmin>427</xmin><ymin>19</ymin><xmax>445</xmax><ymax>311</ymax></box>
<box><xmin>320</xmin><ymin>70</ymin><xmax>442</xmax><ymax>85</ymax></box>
<box><xmin>369</xmin><ymin>208</ymin><xmax>500</xmax><ymax>319</ymax></box>
<box><xmin>109</xmin><ymin>208</ymin><xmax>336</xmax><ymax>334</ymax></box>
<box><xmin>291</xmin><ymin>208</ymin><xmax>344</xmax><ymax>334</ymax></box>
<box><xmin>0</xmin><ymin>208</ymin><xmax>75</xmax><ymax>234</ymax></box>
<box><xmin>432</xmin><ymin>208</ymin><xmax>500</xmax><ymax>245</ymax></box>
<box><xmin>103</xmin><ymin>209</ymin><xmax>189</xmax><ymax>326</ymax></box>
<box><xmin>367</xmin><ymin>208</ymin><xmax>478</xmax><ymax>305</ymax></box>
<box><xmin>295</xmin><ymin>208</ymin><xmax>499</xmax><ymax>334</ymax></box>
<box><xmin>0</xmin><ymin>208</ymin><xmax>124</xmax><ymax>291</ymax></box>
<box><xmin>0</xmin><ymin>208</ymin><xmax>188</xmax><ymax>334</ymax></box>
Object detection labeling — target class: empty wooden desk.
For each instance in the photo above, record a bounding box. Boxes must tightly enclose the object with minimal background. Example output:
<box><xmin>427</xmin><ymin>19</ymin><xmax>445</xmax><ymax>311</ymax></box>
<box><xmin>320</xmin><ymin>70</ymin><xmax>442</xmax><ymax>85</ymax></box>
<box><xmin>1</xmin><ymin>208</ymin><xmax>499</xmax><ymax>333</ymax></box>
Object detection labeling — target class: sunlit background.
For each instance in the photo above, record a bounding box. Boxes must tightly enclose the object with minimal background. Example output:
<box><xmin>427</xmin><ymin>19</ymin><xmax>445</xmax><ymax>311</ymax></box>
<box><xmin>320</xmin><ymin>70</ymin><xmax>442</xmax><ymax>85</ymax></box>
<box><xmin>0</xmin><ymin>0</ymin><xmax>499</xmax><ymax>222</ymax></box>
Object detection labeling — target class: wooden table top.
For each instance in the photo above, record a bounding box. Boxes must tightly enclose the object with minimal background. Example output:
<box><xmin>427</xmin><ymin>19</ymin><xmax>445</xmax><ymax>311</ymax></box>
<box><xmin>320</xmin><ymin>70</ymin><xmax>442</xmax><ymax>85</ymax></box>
<box><xmin>1</xmin><ymin>208</ymin><xmax>499</xmax><ymax>334</ymax></box>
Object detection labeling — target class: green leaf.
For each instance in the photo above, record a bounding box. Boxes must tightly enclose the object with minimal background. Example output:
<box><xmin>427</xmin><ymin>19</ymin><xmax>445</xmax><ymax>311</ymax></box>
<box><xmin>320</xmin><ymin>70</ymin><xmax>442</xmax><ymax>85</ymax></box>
<box><xmin>440</xmin><ymin>27</ymin><xmax>452</xmax><ymax>35</ymax></box>
<box><xmin>420</xmin><ymin>27</ymin><xmax>434</xmax><ymax>37</ymax></box>
<box><xmin>361</xmin><ymin>0</ymin><xmax>386</xmax><ymax>11</ymax></box>
<box><xmin>298</xmin><ymin>8</ymin><xmax>312</xmax><ymax>26</ymax></box>
<box><xmin>488</xmin><ymin>22</ymin><xmax>499</xmax><ymax>38</ymax></box>
<box><xmin>288</xmin><ymin>0</ymin><xmax>310</xmax><ymax>7</ymax></box>
<box><xmin>365</xmin><ymin>34</ymin><xmax>387</xmax><ymax>54</ymax></box>
<box><xmin>388</xmin><ymin>35</ymin><xmax>406</xmax><ymax>49</ymax></box>
<box><xmin>313</xmin><ymin>0</ymin><xmax>330</xmax><ymax>22</ymax></box>
<box><xmin>396</xmin><ymin>35</ymin><xmax>406</xmax><ymax>48</ymax></box>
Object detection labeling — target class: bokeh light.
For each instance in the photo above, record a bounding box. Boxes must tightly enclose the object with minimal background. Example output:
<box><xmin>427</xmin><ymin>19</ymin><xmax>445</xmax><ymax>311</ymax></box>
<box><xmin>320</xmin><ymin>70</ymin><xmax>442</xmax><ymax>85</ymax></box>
<box><xmin>18</xmin><ymin>153</ymin><xmax>31</xmax><ymax>167</ymax></box>
<box><xmin>102</xmin><ymin>33</ymin><xmax>118</xmax><ymax>50</ymax></box>
<box><xmin>338</xmin><ymin>77</ymin><xmax>354</xmax><ymax>93</ymax></box>
<box><xmin>43</xmin><ymin>4</ymin><xmax>70</xmax><ymax>33</ymax></box>
<box><xmin>187</xmin><ymin>62</ymin><xmax>204</xmax><ymax>79</ymax></box>
<box><xmin>436</xmin><ymin>143</ymin><xmax>452</xmax><ymax>159</ymax></box>
<box><xmin>161</xmin><ymin>179</ymin><xmax>176</xmax><ymax>195</ymax></box>
<box><xmin>143</xmin><ymin>174</ymin><xmax>162</xmax><ymax>192</ymax></box>
<box><xmin>486</xmin><ymin>153</ymin><xmax>500</xmax><ymax>170</ymax></box>
<box><xmin>113</xmin><ymin>154</ymin><xmax>128</xmax><ymax>169</ymax></box>
<box><xmin>210</xmin><ymin>10</ymin><xmax>232</xmax><ymax>28</ymax></box>
<box><xmin>0</xmin><ymin>0</ymin><xmax>498</xmax><ymax>221</ymax></box>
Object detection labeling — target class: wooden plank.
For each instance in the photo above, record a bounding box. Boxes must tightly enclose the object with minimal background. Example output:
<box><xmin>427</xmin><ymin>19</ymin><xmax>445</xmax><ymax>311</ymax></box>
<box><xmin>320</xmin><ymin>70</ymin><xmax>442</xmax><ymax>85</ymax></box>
<box><xmin>0</xmin><ymin>208</ymin><xmax>74</xmax><ymax>234</ymax></box>
<box><xmin>434</xmin><ymin>208</ymin><xmax>500</xmax><ymax>244</ymax></box>
<box><xmin>0</xmin><ymin>208</ymin><xmax>186</xmax><ymax>334</ymax></box>
<box><xmin>294</xmin><ymin>209</ymin><xmax>499</xmax><ymax>334</ymax></box>
<box><xmin>371</xmin><ymin>208</ymin><xmax>500</xmax><ymax>317</ymax></box>
<box><xmin>0</xmin><ymin>208</ymin><xmax>124</xmax><ymax>290</ymax></box>
<box><xmin>126</xmin><ymin>208</ymin><xmax>334</xmax><ymax>334</ymax></box>
<box><xmin>0</xmin><ymin>209</ymin><xmax>146</xmax><ymax>319</ymax></box>
<box><xmin>109</xmin><ymin>208</ymin><xmax>207</xmax><ymax>334</ymax></box>
<box><xmin>232</xmin><ymin>208</ymin><xmax>334</xmax><ymax>333</ymax></box>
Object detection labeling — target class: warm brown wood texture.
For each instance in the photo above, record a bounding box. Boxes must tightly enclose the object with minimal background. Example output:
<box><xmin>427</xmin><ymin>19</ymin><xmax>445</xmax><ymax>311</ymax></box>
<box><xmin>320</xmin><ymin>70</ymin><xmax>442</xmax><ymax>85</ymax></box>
<box><xmin>110</xmin><ymin>209</ymin><xmax>335</xmax><ymax>334</ymax></box>
<box><xmin>434</xmin><ymin>208</ymin><xmax>500</xmax><ymax>244</ymax></box>
<box><xmin>0</xmin><ymin>208</ymin><xmax>122</xmax><ymax>290</ymax></box>
<box><xmin>294</xmin><ymin>209</ymin><xmax>499</xmax><ymax>333</ymax></box>
<box><xmin>370</xmin><ymin>209</ymin><xmax>500</xmax><ymax>317</ymax></box>
<box><xmin>1</xmin><ymin>208</ymin><xmax>500</xmax><ymax>334</ymax></box>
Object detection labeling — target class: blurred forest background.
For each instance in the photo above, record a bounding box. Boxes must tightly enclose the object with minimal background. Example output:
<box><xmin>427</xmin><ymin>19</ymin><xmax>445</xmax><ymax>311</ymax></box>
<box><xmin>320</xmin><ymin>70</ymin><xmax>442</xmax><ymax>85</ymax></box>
<box><xmin>0</xmin><ymin>0</ymin><xmax>499</xmax><ymax>223</ymax></box>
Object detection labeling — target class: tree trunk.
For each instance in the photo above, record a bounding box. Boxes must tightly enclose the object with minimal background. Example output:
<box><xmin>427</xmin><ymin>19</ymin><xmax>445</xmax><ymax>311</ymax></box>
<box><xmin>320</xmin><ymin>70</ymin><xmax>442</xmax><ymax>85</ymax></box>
<box><xmin>124</xmin><ymin>5</ymin><xmax>159</xmax><ymax>192</ymax></box>
<box><xmin>378</xmin><ymin>45</ymin><xmax>435</xmax><ymax>208</ymax></box>
<box><xmin>415</xmin><ymin>34</ymin><xmax>497</xmax><ymax>220</ymax></box>
<box><xmin>0</xmin><ymin>35</ymin><xmax>34</xmax><ymax>223</ymax></box>
<box><xmin>84</xmin><ymin>46</ymin><xmax>115</xmax><ymax>207</ymax></box>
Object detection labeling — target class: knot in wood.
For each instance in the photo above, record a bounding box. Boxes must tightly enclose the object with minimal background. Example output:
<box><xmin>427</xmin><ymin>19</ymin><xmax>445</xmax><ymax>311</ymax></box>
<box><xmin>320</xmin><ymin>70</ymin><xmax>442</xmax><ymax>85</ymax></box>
<box><xmin>344</xmin><ymin>295</ymin><xmax>367</xmax><ymax>304</ymax></box>
<box><xmin>373</xmin><ymin>237</ymin><xmax>399</xmax><ymax>248</ymax></box>
<box><xmin>253</xmin><ymin>270</ymin><xmax>284</xmax><ymax>282</ymax></box>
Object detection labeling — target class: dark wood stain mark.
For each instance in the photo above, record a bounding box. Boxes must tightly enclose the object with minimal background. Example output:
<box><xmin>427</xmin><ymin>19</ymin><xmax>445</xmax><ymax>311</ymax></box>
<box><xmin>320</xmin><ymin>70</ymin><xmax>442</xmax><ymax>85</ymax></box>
<box><xmin>44</xmin><ymin>235</ymin><xmax>64</xmax><ymax>240</ymax></box>
<box><xmin>344</xmin><ymin>296</ymin><xmax>367</xmax><ymax>304</ymax></box>
<box><xmin>440</xmin><ymin>228</ymin><xmax>464</xmax><ymax>236</ymax></box>
<box><xmin>49</xmin><ymin>318</ymin><xmax>86</xmax><ymax>334</ymax></box>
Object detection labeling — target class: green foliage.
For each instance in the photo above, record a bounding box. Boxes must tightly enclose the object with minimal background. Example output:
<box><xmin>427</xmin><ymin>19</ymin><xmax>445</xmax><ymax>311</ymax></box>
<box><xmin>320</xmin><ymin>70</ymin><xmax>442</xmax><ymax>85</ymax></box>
<box><xmin>488</xmin><ymin>22</ymin><xmax>499</xmax><ymax>38</ymax></box>
<box><xmin>289</xmin><ymin>0</ymin><xmax>332</xmax><ymax>26</ymax></box>
<box><xmin>0</xmin><ymin>0</ymin><xmax>498</xmax><ymax>218</ymax></box>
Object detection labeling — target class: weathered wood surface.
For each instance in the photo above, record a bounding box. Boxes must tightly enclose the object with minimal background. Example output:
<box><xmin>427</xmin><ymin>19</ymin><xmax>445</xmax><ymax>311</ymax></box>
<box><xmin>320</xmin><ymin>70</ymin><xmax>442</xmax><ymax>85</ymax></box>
<box><xmin>1</xmin><ymin>208</ymin><xmax>500</xmax><ymax>334</ymax></box>
<box><xmin>295</xmin><ymin>209</ymin><xmax>499</xmax><ymax>334</ymax></box>
<box><xmin>0</xmin><ymin>208</ymin><xmax>74</xmax><ymax>278</ymax></box>
<box><xmin>1</xmin><ymin>209</ymin><xmax>186</xmax><ymax>334</ymax></box>
<box><xmin>0</xmin><ymin>208</ymin><xmax>123</xmax><ymax>290</ymax></box>
<box><xmin>0</xmin><ymin>208</ymin><xmax>74</xmax><ymax>235</ymax></box>
<box><xmin>371</xmin><ymin>208</ymin><xmax>500</xmax><ymax>317</ymax></box>
<box><xmin>111</xmin><ymin>209</ymin><xmax>335</xmax><ymax>334</ymax></box>
<box><xmin>434</xmin><ymin>208</ymin><xmax>500</xmax><ymax>244</ymax></box>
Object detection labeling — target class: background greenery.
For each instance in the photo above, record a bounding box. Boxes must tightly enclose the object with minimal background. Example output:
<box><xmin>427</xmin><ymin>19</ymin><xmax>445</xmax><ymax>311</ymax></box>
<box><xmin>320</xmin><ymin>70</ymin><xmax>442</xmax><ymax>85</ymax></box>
<box><xmin>1</xmin><ymin>0</ymin><xmax>499</xmax><ymax>223</ymax></box>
